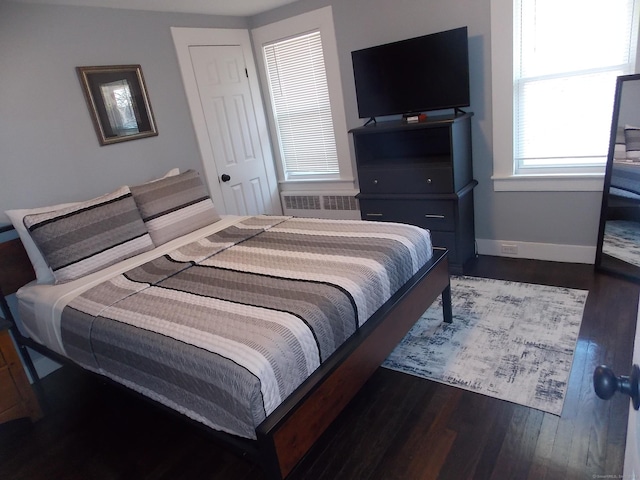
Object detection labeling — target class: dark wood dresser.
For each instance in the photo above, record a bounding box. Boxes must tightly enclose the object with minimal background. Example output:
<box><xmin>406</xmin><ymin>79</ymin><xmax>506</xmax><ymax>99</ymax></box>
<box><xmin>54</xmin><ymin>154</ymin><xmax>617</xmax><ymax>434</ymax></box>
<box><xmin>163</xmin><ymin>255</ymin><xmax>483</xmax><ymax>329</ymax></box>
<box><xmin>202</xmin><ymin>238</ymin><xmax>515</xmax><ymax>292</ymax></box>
<box><xmin>0</xmin><ymin>318</ymin><xmax>42</xmax><ymax>424</ymax></box>
<box><xmin>351</xmin><ymin>112</ymin><xmax>477</xmax><ymax>274</ymax></box>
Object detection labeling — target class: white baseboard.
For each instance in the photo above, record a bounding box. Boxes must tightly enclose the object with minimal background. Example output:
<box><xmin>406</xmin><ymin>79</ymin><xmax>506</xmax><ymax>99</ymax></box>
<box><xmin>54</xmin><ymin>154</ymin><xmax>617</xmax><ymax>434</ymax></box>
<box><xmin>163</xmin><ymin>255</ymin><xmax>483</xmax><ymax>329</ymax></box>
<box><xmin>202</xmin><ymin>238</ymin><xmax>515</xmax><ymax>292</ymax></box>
<box><xmin>476</xmin><ymin>238</ymin><xmax>596</xmax><ymax>264</ymax></box>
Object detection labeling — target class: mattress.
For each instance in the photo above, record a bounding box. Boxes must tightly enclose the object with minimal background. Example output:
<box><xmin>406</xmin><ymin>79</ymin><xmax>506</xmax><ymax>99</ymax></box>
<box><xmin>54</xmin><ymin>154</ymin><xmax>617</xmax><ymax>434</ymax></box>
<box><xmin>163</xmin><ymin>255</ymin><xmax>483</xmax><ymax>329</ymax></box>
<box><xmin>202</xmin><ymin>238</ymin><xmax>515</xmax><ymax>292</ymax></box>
<box><xmin>17</xmin><ymin>215</ymin><xmax>433</xmax><ymax>439</ymax></box>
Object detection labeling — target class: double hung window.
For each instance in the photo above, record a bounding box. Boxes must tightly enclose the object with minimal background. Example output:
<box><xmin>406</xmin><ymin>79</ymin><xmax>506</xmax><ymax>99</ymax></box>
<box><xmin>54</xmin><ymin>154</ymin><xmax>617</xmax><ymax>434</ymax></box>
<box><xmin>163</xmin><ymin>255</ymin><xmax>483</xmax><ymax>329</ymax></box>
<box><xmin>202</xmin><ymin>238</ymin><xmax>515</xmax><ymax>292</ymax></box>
<box><xmin>263</xmin><ymin>31</ymin><xmax>339</xmax><ymax>178</ymax></box>
<box><xmin>514</xmin><ymin>0</ymin><xmax>638</xmax><ymax>175</ymax></box>
<box><xmin>253</xmin><ymin>7</ymin><xmax>351</xmax><ymax>187</ymax></box>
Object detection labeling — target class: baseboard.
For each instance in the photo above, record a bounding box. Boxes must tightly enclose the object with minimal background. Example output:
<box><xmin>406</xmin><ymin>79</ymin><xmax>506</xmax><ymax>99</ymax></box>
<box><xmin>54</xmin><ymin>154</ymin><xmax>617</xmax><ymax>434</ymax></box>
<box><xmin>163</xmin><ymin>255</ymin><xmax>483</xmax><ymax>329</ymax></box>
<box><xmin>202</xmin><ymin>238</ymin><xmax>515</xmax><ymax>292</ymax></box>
<box><xmin>476</xmin><ymin>238</ymin><xmax>596</xmax><ymax>264</ymax></box>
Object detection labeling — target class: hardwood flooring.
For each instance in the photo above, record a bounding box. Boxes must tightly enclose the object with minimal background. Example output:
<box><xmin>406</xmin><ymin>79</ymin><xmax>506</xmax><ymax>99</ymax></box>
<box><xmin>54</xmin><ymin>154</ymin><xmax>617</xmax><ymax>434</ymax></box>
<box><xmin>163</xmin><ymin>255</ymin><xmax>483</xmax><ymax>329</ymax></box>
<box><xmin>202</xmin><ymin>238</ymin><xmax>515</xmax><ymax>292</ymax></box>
<box><xmin>0</xmin><ymin>255</ymin><xmax>638</xmax><ymax>480</ymax></box>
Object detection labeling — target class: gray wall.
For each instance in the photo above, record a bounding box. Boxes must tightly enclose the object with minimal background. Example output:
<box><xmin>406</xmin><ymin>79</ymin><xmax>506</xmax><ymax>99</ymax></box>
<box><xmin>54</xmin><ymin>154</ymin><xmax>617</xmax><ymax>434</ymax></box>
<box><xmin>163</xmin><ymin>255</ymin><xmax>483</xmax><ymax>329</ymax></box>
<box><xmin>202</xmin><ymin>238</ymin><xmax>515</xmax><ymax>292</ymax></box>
<box><xmin>1</xmin><ymin>0</ymin><xmax>604</xmax><ymax>250</ymax></box>
<box><xmin>252</xmin><ymin>0</ymin><xmax>603</xmax><ymax>249</ymax></box>
<box><xmin>0</xmin><ymin>1</ymin><xmax>246</xmax><ymax>223</ymax></box>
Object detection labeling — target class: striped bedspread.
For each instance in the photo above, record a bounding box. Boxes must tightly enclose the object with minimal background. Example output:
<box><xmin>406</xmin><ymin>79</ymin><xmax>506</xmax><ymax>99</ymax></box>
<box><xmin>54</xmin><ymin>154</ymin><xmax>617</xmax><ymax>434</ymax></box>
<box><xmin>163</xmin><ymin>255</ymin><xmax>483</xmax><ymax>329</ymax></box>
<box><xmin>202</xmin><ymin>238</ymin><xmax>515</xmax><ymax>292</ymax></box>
<box><xmin>59</xmin><ymin>216</ymin><xmax>433</xmax><ymax>439</ymax></box>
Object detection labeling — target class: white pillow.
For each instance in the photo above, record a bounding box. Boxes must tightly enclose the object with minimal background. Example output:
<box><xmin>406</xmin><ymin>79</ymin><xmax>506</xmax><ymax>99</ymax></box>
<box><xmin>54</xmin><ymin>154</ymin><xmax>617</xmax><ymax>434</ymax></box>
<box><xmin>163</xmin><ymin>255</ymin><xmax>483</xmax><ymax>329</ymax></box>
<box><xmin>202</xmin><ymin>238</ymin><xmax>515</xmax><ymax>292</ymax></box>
<box><xmin>163</xmin><ymin>167</ymin><xmax>180</xmax><ymax>178</ymax></box>
<box><xmin>6</xmin><ymin>202</ymin><xmax>81</xmax><ymax>284</ymax></box>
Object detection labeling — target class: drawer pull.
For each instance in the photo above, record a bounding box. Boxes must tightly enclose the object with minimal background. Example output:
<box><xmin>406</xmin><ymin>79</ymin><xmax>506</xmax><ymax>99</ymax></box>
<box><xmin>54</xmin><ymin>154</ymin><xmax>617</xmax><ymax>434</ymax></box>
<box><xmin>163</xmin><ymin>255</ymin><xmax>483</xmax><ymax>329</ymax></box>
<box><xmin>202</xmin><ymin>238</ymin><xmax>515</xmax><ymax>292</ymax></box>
<box><xmin>425</xmin><ymin>214</ymin><xmax>445</xmax><ymax>219</ymax></box>
<box><xmin>426</xmin><ymin>178</ymin><xmax>432</xmax><ymax>184</ymax></box>
<box><xmin>373</xmin><ymin>179</ymin><xmax>378</xmax><ymax>184</ymax></box>
<box><xmin>366</xmin><ymin>213</ymin><xmax>384</xmax><ymax>217</ymax></box>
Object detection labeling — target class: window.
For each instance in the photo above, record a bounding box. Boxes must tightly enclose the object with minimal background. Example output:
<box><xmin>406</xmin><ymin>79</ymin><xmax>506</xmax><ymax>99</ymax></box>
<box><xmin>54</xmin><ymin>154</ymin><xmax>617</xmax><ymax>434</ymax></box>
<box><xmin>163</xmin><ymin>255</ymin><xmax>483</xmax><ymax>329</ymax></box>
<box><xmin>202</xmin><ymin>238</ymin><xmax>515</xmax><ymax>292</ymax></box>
<box><xmin>491</xmin><ymin>0</ymin><xmax>639</xmax><ymax>191</ymax></box>
<box><xmin>252</xmin><ymin>6</ymin><xmax>353</xmax><ymax>188</ymax></box>
<box><xmin>263</xmin><ymin>31</ymin><xmax>338</xmax><ymax>177</ymax></box>
<box><xmin>101</xmin><ymin>80</ymin><xmax>139</xmax><ymax>134</ymax></box>
<box><xmin>515</xmin><ymin>0</ymin><xmax>638</xmax><ymax>175</ymax></box>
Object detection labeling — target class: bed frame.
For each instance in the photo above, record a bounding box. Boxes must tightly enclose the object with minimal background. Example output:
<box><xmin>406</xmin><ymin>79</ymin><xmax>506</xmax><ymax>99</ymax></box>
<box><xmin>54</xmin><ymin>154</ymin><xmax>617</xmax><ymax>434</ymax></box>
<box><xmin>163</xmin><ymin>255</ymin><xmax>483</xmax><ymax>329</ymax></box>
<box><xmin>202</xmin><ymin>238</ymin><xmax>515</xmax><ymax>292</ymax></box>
<box><xmin>0</xmin><ymin>225</ymin><xmax>452</xmax><ymax>479</ymax></box>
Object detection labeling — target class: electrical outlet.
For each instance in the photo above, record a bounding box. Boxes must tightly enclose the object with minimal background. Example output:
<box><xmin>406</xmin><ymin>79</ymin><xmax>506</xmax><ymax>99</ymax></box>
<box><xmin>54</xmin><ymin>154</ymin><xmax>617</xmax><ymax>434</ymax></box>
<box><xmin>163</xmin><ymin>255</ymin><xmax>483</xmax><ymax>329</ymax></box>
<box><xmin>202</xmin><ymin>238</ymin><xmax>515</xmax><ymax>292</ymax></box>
<box><xmin>501</xmin><ymin>244</ymin><xmax>518</xmax><ymax>255</ymax></box>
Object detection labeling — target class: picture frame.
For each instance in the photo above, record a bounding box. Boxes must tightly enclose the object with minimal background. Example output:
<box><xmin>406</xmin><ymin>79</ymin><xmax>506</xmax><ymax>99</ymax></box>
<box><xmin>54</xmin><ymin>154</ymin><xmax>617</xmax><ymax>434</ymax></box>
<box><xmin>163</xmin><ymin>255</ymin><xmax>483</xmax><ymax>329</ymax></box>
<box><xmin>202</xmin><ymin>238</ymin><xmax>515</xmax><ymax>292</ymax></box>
<box><xmin>76</xmin><ymin>65</ymin><xmax>158</xmax><ymax>146</ymax></box>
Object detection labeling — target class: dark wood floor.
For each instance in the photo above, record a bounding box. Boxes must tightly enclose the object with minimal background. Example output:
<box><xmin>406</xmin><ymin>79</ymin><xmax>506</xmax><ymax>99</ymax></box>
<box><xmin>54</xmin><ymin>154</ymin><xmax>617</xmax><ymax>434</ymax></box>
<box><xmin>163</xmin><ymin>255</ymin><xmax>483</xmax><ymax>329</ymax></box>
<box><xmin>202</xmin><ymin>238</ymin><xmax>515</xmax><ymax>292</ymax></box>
<box><xmin>1</xmin><ymin>255</ymin><xmax>638</xmax><ymax>480</ymax></box>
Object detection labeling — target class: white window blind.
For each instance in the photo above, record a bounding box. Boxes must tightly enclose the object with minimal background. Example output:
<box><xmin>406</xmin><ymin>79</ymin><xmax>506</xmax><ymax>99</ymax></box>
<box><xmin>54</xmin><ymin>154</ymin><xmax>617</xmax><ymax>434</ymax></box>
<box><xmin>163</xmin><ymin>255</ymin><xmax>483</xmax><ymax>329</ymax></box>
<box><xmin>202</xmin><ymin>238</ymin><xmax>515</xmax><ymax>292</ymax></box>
<box><xmin>263</xmin><ymin>31</ymin><xmax>339</xmax><ymax>177</ymax></box>
<box><xmin>515</xmin><ymin>0</ymin><xmax>637</xmax><ymax>174</ymax></box>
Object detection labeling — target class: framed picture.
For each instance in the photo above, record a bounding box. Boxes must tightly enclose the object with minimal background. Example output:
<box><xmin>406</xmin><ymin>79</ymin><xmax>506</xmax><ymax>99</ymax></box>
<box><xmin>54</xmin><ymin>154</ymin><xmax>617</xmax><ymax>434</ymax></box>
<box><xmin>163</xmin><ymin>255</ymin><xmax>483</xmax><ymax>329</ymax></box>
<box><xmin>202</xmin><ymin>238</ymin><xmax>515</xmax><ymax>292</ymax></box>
<box><xmin>77</xmin><ymin>65</ymin><xmax>158</xmax><ymax>146</ymax></box>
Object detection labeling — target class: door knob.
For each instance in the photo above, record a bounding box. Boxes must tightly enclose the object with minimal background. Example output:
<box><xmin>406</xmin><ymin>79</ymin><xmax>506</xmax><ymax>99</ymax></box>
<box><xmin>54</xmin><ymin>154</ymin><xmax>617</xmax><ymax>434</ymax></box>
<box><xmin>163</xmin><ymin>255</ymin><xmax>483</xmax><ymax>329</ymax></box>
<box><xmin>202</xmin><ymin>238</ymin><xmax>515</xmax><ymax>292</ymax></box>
<box><xmin>593</xmin><ymin>364</ymin><xmax>640</xmax><ymax>410</ymax></box>
<box><xmin>221</xmin><ymin>174</ymin><xmax>231</xmax><ymax>182</ymax></box>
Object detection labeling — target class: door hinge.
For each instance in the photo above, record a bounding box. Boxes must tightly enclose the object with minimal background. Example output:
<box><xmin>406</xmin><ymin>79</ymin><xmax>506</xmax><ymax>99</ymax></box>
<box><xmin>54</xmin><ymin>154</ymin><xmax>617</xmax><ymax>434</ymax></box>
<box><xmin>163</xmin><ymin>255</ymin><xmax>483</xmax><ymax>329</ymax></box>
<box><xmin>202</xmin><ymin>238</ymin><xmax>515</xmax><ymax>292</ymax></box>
<box><xmin>245</xmin><ymin>68</ymin><xmax>248</xmax><ymax>78</ymax></box>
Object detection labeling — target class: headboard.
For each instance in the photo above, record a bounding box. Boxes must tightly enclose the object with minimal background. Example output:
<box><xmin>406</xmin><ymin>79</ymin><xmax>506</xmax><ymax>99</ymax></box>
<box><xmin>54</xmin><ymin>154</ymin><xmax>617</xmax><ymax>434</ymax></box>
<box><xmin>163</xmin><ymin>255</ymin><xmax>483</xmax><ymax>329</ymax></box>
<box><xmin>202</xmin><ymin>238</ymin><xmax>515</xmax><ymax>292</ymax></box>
<box><xmin>0</xmin><ymin>225</ymin><xmax>35</xmax><ymax>297</ymax></box>
<box><xmin>0</xmin><ymin>225</ymin><xmax>43</xmax><ymax>390</ymax></box>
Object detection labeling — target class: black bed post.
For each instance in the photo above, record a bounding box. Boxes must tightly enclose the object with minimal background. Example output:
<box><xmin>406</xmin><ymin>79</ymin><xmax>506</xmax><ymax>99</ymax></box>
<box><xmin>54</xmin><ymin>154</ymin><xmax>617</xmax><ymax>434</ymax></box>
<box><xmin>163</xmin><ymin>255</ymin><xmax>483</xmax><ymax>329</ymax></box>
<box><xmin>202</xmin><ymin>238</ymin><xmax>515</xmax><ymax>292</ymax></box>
<box><xmin>442</xmin><ymin>282</ymin><xmax>453</xmax><ymax>323</ymax></box>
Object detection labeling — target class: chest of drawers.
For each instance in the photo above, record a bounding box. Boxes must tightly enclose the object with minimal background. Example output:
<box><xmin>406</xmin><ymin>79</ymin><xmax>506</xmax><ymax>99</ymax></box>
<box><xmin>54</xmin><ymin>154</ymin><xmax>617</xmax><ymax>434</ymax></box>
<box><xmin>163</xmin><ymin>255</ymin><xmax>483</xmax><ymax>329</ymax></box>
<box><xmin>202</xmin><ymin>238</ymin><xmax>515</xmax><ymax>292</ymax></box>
<box><xmin>351</xmin><ymin>113</ymin><xmax>476</xmax><ymax>274</ymax></box>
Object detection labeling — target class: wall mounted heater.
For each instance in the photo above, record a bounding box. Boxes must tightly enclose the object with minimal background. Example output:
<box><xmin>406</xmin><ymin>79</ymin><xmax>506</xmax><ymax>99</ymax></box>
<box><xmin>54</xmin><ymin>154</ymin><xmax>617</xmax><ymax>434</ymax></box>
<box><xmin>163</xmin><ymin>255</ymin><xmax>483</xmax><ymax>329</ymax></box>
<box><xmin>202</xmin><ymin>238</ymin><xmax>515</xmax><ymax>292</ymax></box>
<box><xmin>281</xmin><ymin>192</ymin><xmax>360</xmax><ymax>220</ymax></box>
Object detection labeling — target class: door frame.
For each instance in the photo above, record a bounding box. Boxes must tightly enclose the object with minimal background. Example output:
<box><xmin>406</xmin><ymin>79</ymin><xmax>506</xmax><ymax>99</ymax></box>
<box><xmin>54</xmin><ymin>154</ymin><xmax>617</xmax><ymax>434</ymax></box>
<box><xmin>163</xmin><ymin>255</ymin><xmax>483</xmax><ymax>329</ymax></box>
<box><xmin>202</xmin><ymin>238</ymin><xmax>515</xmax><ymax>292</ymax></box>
<box><xmin>171</xmin><ymin>27</ymin><xmax>281</xmax><ymax>215</ymax></box>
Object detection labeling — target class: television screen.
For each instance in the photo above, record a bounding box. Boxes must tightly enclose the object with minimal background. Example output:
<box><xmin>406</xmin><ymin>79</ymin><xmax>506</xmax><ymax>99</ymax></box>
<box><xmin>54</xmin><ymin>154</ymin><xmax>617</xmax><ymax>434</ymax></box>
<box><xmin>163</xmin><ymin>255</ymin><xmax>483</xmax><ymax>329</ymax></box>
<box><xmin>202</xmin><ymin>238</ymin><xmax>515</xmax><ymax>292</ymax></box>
<box><xmin>351</xmin><ymin>27</ymin><xmax>470</xmax><ymax>119</ymax></box>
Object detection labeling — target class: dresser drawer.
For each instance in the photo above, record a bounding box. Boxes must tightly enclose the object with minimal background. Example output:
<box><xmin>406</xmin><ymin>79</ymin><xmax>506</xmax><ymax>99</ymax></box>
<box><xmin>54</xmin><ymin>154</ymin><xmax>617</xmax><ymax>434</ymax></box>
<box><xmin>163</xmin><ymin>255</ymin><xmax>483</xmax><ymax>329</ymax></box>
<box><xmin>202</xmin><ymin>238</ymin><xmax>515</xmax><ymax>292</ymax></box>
<box><xmin>0</xmin><ymin>329</ymin><xmax>42</xmax><ymax>424</ymax></box>
<box><xmin>0</xmin><ymin>367</ymin><xmax>22</xmax><ymax>413</ymax></box>
<box><xmin>429</xmin><ymin>231</ymin><xmax>458</xmax><ymax>264</ymax></box>
<box><xmin>358</xmin><ymin>165</ymin><xmax>454</xmax><ymax>194</ymax></box>
<box><xmin>360</xmin><ymin>198</ymin><xmax>456</xmax><ymax>231</ymax></box>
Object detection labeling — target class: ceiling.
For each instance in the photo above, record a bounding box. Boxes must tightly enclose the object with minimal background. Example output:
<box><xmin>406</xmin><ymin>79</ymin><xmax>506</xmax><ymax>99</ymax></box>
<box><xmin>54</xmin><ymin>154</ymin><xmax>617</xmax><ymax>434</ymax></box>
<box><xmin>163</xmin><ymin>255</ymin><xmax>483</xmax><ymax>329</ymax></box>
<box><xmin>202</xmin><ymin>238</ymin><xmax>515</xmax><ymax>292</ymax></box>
<box><xmin>8</xmin><ymin>0</ymin><xmax>300</xmax><ymax>16</ymax></box>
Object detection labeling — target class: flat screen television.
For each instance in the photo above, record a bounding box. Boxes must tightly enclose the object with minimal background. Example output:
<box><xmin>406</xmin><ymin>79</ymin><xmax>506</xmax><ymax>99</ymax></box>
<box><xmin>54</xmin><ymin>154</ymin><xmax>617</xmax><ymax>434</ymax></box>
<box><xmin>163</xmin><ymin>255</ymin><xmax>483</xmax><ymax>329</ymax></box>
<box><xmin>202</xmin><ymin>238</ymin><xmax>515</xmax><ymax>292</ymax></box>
<box><xmin>351</xmin><ymin>27</ymin><xmax>470</xmax><ymax>120</ymax></box>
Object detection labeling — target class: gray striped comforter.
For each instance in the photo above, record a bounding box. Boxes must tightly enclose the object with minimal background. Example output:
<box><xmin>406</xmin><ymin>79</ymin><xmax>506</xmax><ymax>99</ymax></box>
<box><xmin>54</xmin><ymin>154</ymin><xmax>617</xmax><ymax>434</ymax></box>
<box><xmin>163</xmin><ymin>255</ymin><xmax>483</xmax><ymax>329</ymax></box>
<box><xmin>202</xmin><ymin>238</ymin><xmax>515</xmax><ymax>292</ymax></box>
<box><xmin>60</xmin><ymin>216</ymin><xmax>433</xmax><ymax>439</ymax></box>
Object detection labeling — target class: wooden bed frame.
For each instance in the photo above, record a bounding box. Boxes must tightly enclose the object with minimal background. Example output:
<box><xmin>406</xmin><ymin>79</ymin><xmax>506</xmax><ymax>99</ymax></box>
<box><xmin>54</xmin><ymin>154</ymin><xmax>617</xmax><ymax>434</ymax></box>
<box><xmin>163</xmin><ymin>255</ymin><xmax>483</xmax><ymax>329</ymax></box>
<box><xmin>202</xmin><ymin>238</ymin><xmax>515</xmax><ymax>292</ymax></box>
<box><xmin>0</xmin><ymin>225</ymin><xmax>452</xmax><ymax>479</ymax></box>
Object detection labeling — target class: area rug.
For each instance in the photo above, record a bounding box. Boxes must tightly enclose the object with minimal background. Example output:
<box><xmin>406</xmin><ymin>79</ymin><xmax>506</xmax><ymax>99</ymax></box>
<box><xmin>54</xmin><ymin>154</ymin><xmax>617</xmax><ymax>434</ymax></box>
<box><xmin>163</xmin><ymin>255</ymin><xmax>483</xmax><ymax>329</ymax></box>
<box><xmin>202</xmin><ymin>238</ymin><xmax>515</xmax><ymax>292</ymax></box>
<box><xmin>382</xmin><ymin>276</ymin><xmax>588</xmax><ymax>415</ymax></box>
<box><xmin>604</xmin><ymin>220</ymin><xmax>640</xmax><ymax>268</ymax></box>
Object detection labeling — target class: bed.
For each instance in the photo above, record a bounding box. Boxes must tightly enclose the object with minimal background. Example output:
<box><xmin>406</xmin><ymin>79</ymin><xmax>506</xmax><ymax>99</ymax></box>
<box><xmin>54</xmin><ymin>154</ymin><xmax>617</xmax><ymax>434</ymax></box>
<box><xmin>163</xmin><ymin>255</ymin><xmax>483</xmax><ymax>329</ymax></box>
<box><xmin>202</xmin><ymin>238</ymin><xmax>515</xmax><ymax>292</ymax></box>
<box><xmin>0</xmin><ymin>169</ymin><xmax>452</xmax><ymax>479</ymax></box>
<box><xmin>612</xmin><ymin>125</ymin><xmax>640</xmax><ymax>197</ymax></box>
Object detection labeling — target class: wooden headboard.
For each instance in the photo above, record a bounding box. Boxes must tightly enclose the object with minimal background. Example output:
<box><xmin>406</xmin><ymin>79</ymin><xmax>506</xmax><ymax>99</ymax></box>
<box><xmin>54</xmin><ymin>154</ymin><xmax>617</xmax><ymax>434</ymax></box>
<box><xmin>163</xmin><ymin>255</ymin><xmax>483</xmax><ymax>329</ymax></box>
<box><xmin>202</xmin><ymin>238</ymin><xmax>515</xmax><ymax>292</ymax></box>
<box><xmin>0</xmin><ymin>226</ymin><xmax>36</xmax><ymax>297</ymax></box>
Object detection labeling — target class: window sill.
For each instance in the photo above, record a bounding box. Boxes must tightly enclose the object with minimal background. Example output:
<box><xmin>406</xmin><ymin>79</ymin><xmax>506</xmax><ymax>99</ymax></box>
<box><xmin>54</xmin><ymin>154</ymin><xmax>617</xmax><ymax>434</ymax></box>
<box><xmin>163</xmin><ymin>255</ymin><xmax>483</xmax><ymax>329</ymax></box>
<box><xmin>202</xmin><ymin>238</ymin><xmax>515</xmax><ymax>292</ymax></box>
<box><xmin>492</xmin><ymin>174</ymin><xmax>605</xmax><ymax>192</ymax></box>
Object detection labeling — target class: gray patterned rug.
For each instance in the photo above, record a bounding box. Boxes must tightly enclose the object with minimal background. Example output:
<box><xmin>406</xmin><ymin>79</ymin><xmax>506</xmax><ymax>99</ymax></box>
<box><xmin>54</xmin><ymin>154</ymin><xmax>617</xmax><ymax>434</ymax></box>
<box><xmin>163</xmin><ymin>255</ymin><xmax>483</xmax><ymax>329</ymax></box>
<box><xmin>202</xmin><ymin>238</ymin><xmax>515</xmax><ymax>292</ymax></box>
<box><xmin>604</xmin><ymin>220</ymin><xmax>640</xmax><ymax>267</ymax></box>
<box><xmin>382</xmin><ymin>276</ymin><xmax>588</xmax><ymax>415</ymax></box>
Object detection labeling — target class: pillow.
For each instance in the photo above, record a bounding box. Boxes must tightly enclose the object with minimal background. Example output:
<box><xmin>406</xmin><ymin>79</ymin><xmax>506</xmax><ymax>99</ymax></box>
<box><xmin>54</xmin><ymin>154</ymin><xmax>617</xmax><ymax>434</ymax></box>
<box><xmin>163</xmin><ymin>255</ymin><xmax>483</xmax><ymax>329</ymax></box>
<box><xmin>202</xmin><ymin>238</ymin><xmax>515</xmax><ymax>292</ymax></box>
<box><xmin>615</xmin><ymin>126</ymin><xmax>627</xmax><ymax>160</ymax></box>
<box><xmin>4</xmin><ymin>170</ymin><xmax>179</xmax><ymax>284</ymax></box>
<box><xmin>23</xmin><ymin>186</ymin><xmax>154</xmax><ymax>284</ymax></box>
<box><xmin>6</xmin><ymin>201</ymin><xmax>81</xmax><ymax>284</ymax></box>
<box><xmin>149</xmin><ymin>167</ymin><xmax>180</xmax><ymax>182</ymax></box>
<box><xmin>164</xmin><ymin>167</ymin><xmax>180</xmax><ymax>177</ymax></box>
<box><xmin>130</xmin><ymin>169</ymin><xmax>221</xmax><ymax>246</ymax></box>
<box><xmin>625</xmin><ymin>125</ymin><xmax>640</xmax><ymax>160</ymax></box>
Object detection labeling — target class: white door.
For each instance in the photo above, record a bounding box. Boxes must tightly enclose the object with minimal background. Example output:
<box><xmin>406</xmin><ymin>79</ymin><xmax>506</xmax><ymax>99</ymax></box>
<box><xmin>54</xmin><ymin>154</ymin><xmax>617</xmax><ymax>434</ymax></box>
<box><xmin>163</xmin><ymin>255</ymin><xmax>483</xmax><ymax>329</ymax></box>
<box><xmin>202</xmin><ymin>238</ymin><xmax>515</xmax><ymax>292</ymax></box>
<box><xmin>171</xmin><ymin>28</ymin><xmax>281</xmax><ymax>216</ymax></box>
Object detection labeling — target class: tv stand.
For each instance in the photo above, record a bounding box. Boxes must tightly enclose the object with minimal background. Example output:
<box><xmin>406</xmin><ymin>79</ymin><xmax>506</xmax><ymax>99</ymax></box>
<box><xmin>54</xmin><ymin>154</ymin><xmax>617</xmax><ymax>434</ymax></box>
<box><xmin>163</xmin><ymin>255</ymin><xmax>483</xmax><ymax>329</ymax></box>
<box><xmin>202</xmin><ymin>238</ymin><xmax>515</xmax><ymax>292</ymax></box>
<box><xmin>454</xmin><ymin>107</ymin><xmax>467</xmax><ymax>116</ymax></box>
<box><xmin>364</xmin><ymin>117</ymin><xmax>377</xmax><ymax>126</ymax></box>
<box><xmin>350</xmin><ymin>112</ymin><xmax>477</xmax><ymax>274</ymax></box>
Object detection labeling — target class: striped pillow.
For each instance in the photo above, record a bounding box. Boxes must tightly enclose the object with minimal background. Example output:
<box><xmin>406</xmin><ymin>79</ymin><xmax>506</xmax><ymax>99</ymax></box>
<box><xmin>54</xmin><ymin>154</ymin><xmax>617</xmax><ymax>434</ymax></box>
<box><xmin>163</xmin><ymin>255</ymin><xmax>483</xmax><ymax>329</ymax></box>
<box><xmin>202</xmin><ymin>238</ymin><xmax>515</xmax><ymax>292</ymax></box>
<box><xmin>23</xmin><ymin>186</ymin><xmax>154</xmax><ymax>283</ymax></box>
<box><xmin>625</xmin><ymin>125</ymin><xmax>640</xmax><ymax>160</ymax></box>
<box><xmin>130</xmin><ymin>169</ymin><xmax>221</xmax><ymax>246</ymax></box>
<box><xmin>615</xmin><ymin>126</ymin><xmax>627</xmax><ymax>160</ymax></box>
